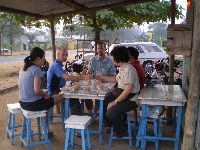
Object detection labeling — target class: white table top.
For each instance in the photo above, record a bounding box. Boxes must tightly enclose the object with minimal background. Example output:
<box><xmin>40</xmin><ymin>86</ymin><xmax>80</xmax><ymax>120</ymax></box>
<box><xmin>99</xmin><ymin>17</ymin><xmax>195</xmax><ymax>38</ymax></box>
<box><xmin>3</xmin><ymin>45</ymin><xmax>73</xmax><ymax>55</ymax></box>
<box><xmin>138</xmin><ymin>85</ymin><xmax>187</xmax><ymax>106</ymax></box>
<box><xmin>62</xmin><ymin>82</ymin><xmax>115</xmax><ymax>100</ymax></box>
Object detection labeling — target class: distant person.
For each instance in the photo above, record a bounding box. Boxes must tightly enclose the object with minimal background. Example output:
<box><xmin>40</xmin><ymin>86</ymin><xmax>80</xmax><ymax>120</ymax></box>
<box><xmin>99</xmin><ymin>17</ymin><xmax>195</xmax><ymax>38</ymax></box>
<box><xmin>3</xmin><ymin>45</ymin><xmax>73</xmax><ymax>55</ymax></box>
<box><xmin>91</xmin><ymin>41</ymin><xmax>95</xmax><ymax>50</ymax></box>
<box><xmin>46</xmin><ymin>48</ymin><xmax>89</xmax><ymax>117</ymax></box>
<box><xmin>85</xmin><ymin>41</ymin><xmax>116</xmax><ymax>116</ymax></box>
<box><xmin>18</xmin><ymin>47</ymin><xmax>64</xmax><ymax>136</ymax></box>
<box><xmin>40</xmin><ymin>59</ymin><xmax>49</xmax><ymax>89</ymax></box>
<box><xmin>128</xmin><ymin>47</ymin><xmax>145</xmax><ymax>89</ymax></box>
<box><xmin>96</xmin><ymin>46</ymin><xmax>140</xmax><ymax>137</ymax></box>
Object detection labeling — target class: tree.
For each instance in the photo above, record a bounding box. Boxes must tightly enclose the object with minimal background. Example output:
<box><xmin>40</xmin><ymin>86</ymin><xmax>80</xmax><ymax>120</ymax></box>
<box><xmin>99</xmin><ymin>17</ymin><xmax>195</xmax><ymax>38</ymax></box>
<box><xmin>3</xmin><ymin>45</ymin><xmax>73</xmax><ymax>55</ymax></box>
<box><xmin>0</xmin><ymin>13</ymin><xmax>24</xmax><ymax>54</ymax></box>
<box><xmin>148</xmin><ymin>22</ymin><xmax>168</xmax><ymax>43</ymax></box>
<box><xmin>61</xmin><ymin>0</ymin><xmax>183</xmax><ymax>51</ymax></box>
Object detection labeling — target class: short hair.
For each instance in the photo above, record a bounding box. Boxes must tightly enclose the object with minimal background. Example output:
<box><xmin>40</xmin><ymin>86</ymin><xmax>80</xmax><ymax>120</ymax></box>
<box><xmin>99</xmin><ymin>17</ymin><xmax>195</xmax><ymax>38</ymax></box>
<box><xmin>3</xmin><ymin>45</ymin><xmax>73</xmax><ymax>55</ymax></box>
<box><xmin>128</xmin><ymin>47</ymin><xmax>139</xmax><ymax>60</ymax></box>
<box><xmin>57</xmin><ymin>47</ymin><xmax>67</xmax><ymax>55</ymax></box>
<box><xmin>110</xmin><ymin>46</ymin><xmax>130</xmax><ymax>63</ymax></box>
<box><xmin>96</xmin><ymin>41</ymin><xmax>106</xmax><ymax>49</ymax></box>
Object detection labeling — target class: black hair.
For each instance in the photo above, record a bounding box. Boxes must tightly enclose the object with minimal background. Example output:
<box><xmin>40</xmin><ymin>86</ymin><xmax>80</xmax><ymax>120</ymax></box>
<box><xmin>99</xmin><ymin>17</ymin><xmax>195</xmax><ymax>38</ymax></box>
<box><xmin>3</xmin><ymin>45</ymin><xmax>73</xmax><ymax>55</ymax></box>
<box><xmin>128</xmin><ymin>47</ymin><xmax>139</xmax><ymax>60</ymax></box>
<box><xmin>23</xmin><ymin>47</ymin><xmax>45</xmax><ymax>71</ymax></box>
<box><xmin>110</xmin><ymin>46</ymin><xmax>130</xmax><ymax>63</ymax></box>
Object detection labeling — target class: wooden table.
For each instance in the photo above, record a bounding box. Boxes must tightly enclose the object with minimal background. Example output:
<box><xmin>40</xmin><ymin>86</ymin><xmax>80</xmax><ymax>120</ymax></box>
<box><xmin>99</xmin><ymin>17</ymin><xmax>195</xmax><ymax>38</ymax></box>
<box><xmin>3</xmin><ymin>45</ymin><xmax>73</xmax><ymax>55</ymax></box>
<box><xmin>62</xmin><ymin>83</ymin><xmax>115</xmax><ymax>144</ymax></box>
<box><xmin>137</xmin><ymin>85</ymin><xmax>187</xmax><ymax>150</ymax></box>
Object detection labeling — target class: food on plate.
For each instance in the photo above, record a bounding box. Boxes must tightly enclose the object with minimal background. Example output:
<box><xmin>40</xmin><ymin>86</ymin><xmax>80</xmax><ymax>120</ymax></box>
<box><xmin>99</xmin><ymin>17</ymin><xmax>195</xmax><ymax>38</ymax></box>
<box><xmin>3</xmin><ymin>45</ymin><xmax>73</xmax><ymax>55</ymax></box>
<box><xmin>72</xmin><ymin>85</ymin><xmax>80</xmax><ymax>91</ymax></box>
<box><xmin>61</xmin><ymin>86</ymin><xmax>71</xmax><ymax>91</ymax></box>
<box><xmin>82</xmin><ymin>87</ymin><xmax>91</xmax><ymax>93</ymax></box>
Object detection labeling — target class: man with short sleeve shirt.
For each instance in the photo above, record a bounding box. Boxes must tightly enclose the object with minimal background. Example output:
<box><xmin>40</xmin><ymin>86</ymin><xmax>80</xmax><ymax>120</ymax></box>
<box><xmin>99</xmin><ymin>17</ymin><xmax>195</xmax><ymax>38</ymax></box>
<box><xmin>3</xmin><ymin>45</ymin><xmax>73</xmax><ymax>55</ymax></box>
<box><xmin>86</xmin><ymin>42</ymin><xmax>116</xmax><ymax>115</ymax></box>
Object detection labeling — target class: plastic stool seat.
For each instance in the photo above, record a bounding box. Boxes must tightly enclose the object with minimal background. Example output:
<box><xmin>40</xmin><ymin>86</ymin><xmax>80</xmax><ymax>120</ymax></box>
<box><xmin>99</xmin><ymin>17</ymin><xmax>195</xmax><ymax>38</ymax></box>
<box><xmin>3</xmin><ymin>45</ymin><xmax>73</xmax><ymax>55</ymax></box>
<box><xmin>7</xmin><ymin>103</ymin><xmax>21</xmax><ymax>114</ymax></box>
<box><xmin>22</xmin><ymin>109</ymin><xmax>47</xmax><ymax>118</ymax></box>
<box><xmin>64</xmin><ymin>115</ymin><xmax>92</xmax><ymax>150</ymax></box>
<box><xmin>65</xmin><ymin>115</ymin><xmax>92</xmax><ymax>129</ymax></box>
<box><xmin>6</xmin><ymin>103</ymin><xmax>22</xmax><ymax>144</ymax></box>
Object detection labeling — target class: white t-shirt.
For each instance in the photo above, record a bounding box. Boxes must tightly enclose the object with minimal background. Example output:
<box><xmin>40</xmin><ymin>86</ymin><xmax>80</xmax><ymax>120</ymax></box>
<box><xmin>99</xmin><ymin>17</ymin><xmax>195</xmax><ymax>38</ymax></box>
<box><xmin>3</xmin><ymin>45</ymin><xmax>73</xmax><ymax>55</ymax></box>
<box><xmin>116</xmin><ymin>63</ymin><xmax>140</xmax><ymax>94</ymax></box>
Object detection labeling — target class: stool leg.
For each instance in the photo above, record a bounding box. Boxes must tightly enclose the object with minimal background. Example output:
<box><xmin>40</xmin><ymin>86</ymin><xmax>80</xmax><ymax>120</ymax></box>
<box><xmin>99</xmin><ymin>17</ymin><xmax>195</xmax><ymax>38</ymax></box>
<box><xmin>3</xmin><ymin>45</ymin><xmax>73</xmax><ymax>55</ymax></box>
<box><xmin>37</xmin><ymin>117</ymin><xmax>41</xmax><ymax>141</ymax></box>
<box><xmin>127</xmin><ymin>115</ymin><xmax>133</xmax><ymax>147</ymax></box>
<box><xmin>41</xmin><ymin>116</ymin><xmax>50</xmax><ymax>150</ymax></box>
<box><xmin>11</xmin><ymin>113</ymin><xmax>16</xmax><ymax>144</ymax></box>
<box><xmin>20</xmin><ymin>116</ymin><xmax>26</xmax><ymax>147</ymax></box>
<box><xmin>136</xmin><ymin>120</ymin><xmax>142</xmax><ymax>147</ymax></box>
<box><xmin>153</xmin><ymin>119</ymin><xmax>159</xmax><ymax>150</ymax></box>
<box><xmin>70</xmin><ymin>129</ymin><xmax>75</xmax><ymax>149</ymax></box>
<box><xmin>6</xmin><ymin>112</ymin><xmax>11</xmax><ymax>139</ymax></box>
<box><xmin>27</xmin><ymin>118</ymin><xmax>32</xmax><ymax>150</ymax></box>
<box><xmin>108</xmin><ymin>127</ymin><xmax>114</xmax><ymax>146</ymax></box>
<box><xmin>64</xmin><ymin>128</ymin><xmax>70</xmax><ymax>150</ymax></box>
<box><xmin>86</xmin><ymin>129</ymin><xmax>91</xmax><ymax>149</ymax></box>
<box><xmin>81</xmin><ymin>129</ymin><xmax>86</xmax><ymax>150</ymax></box>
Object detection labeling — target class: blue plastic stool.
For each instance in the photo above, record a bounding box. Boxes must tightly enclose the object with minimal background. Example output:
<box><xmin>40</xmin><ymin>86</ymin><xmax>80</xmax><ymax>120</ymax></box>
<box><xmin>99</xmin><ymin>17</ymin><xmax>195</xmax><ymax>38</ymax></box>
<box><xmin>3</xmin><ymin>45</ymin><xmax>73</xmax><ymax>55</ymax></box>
<box><xmin>64</xmin><ymin>115</ymin><xmax>92</xmax><ymax>150</ymax></box>
<box><xmin>108</xmin><ymin>112</ymin><xmax>133</xmax><ymax>147</ymax></box>
<box><xmin>136</xmin><ymin>110</ymin><xmax>159</xmax><ymax>150</ymax></box>
<box><xmin>48</xmin><ymin>101</ymin><xmax>65</xmax><ymax>127</ymax></box>
<box><xmin>6</xmin><ymin>103</ymin><xmax>22</xmax><ymax>144</ymax></box>
<box><xmin>20</xmin><ymin>109</ymin><xmax>50</xmax><ymax>150</ymax></box>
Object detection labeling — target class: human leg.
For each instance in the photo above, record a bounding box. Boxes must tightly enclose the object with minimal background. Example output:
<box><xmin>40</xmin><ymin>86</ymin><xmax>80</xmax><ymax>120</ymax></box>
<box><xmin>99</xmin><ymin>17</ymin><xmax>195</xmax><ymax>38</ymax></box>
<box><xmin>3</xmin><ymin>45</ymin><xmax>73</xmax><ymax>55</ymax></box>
<box><xmin>70</xmin><ymin>98</ymin><xmax>81</xmax><ymax>115</ymax></box>
<box><xmin>85</xmin><ymin>99</ymin><xmax>93</xmax><ymax>115</ymax></box>
<box><xmin>106</xmin><ymin>100</ymin><xmax>137</xmax><ymax>136</ymax></box>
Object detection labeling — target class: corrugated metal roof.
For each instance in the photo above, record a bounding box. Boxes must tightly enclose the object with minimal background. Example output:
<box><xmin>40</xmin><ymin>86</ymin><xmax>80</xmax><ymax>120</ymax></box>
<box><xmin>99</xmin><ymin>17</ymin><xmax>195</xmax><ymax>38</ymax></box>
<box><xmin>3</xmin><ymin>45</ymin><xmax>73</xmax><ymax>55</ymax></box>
<box><xmin>0</xmin><ymin>0</ymin><xmax>157</xmax><ymax>18</ymax></box>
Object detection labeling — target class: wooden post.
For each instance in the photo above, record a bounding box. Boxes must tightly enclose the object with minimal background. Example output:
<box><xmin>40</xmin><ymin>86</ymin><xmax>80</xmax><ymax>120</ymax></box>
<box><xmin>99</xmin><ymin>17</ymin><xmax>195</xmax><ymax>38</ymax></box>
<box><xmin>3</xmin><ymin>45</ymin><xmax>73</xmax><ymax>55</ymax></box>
<box><xmin>49</xmin><ymin>17</ymin><xmax>60</xmax><ymax>114</ymax></box>
<box><xmin>182</xmin><ymin>0</ymin><xmax>200</xmax><ymax>149</ymax></box>
<box><xmin>50</xmin><ymin>17</ymin><xmax>56</xmax><ymax>61</ymax></box>
<box><xmin>168</xmin><ymin>0</ymin><xmax>175</xmax><ymax>85</ymax></box>
<box><xmin>166</xmin><ymin>0</ymin><xmax>176</xmax><ymax>124</ymax></box>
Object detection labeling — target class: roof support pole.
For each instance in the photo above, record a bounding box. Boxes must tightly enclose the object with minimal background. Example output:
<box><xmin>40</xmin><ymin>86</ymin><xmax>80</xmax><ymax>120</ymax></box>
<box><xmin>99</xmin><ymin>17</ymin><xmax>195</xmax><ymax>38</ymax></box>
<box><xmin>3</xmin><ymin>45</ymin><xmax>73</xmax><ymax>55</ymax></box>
<box><xmin>182</xmin><ymin>0</ymin><xmax>200</xmax><ymax>149</ymax></box>
<box><xmin>49</xmin><ymin>17</ymin><xmax>56</xmax><ymax>60</ymax></box>
<box><xmin>168</xmin><ymin>0</ymin><xmax>176</xmax><ymax>85</ymax></box>
<box><xmin>166</xmin><ymin>0</ymin><xmax>176</xmax><ymax>125</ymax></box>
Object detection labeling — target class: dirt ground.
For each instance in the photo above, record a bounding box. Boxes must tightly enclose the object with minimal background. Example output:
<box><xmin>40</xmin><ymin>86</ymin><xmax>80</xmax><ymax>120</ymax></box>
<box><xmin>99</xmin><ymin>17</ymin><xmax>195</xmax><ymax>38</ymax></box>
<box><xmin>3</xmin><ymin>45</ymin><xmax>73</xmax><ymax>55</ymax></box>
<box><xmin>0</xmin><ymin>51</ymin><xmax>174</xmax><ymax>150</ymax></box>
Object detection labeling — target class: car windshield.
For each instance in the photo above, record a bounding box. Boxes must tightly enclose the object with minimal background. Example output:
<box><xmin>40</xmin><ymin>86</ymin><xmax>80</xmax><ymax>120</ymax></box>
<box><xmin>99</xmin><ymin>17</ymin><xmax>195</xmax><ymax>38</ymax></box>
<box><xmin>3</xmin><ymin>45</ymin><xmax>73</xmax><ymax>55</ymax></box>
<box><xmin>141</xmin><ymin>44</ymin><xmax>163</xmax><ymax>52</ymax></box>
<box><xmin>120</xmin><ymin>44</ymin><xmax>145</xmax><ymax>53</ymax></box>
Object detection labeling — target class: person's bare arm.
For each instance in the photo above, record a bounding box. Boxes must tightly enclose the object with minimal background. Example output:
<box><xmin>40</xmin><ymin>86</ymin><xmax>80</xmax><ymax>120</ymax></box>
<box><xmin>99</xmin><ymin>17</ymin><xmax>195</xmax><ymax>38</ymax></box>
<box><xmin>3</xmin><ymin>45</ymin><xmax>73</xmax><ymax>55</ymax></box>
<box><xmin>34</xmin><ymin>77</ymin><xmax>50</xmax><ymax>99</ymax></box>
<box><xmin>107</xmin><ymin>84</ymin><xmax>133</xmax><ymax>110</ymax></box>
<box><xmin>62</xmin><ymin>73</ymin><xmax>89</xmax><ymax>82</ymax></box>
<box><xmin>96</xmin><ymin>72</ymin><xmax>116</xmax><ymax>83</ymax></box>
<box><xmin>115</xmin><ymin>84</ymin><xmax>133</xmax><ymax>102</ymax></box>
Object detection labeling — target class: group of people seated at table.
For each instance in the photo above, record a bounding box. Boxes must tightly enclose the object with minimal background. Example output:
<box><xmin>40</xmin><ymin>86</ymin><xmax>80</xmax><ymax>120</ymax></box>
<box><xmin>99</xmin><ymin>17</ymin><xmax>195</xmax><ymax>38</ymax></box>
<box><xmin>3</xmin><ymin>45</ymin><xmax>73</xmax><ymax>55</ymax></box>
<box><xmin>18</xmin><ymin>41</ymin><xmax>145</xmax><ymax>138</ymax></box>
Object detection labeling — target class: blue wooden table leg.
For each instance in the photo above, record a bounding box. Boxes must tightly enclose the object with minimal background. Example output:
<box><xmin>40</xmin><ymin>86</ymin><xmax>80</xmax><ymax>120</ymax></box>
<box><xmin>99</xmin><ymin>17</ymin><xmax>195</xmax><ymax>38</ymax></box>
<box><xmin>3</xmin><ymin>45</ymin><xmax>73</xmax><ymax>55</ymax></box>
<box><xmin>141</xmin><ymin>104</ymin><xmax>147</xmax><ymax>150</ymax></box>
<box><xmin>99</xmin><ymin>100</ymin><xmax>103</xmax><ymax>144</ymax></box>
<box><xmin>174</xmin><ymin>106</ymin><xmax>182</xmax><ymax>150</ymax></box>
<box><xmin>173</xmin><ymin>107</ymin><xmax>177</xmax><ymax>132</ymax></box>
<box><xmin>64</xmin><ymin>98</ymin><xmax>69</xmax><ymax>119</ymax></box>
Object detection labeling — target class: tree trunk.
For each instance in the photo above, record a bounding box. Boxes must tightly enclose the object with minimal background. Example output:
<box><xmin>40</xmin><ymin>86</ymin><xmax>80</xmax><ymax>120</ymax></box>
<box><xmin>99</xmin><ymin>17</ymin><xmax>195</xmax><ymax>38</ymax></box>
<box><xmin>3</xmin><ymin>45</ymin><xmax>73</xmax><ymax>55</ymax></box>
<box><xmin>10</xmin><ymin>25</ymin><xmax>13</xmax><ymax>55</ymax></box>
<box><xmin>50</xmin><ymin>18</ymin><xmax>56</xmax><ymax>61</ymax></box>
<box><xmin>182</xmin><ymin>0</ymin><xmax>200</xmax><ymax>149</ymax></box>
<box><xmin>92</xmin><ymin>15</ymin><xmax>100</xmax><ymax>54</ymax></box>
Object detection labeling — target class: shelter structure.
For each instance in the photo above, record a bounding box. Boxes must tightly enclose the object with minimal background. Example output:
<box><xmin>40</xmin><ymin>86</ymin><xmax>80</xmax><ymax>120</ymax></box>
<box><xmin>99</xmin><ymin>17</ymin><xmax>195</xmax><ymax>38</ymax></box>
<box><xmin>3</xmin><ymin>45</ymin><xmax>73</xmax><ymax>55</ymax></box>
<box><xmin>1</xmin><ymin>0</ymin><xmax>200</xmax><ymax>149</ymax></box>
